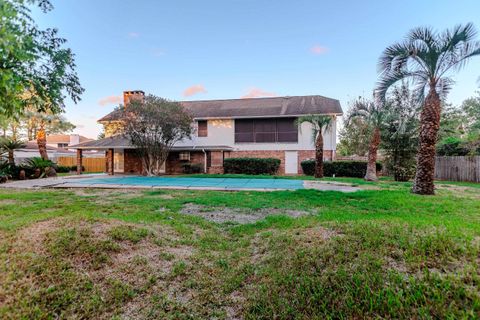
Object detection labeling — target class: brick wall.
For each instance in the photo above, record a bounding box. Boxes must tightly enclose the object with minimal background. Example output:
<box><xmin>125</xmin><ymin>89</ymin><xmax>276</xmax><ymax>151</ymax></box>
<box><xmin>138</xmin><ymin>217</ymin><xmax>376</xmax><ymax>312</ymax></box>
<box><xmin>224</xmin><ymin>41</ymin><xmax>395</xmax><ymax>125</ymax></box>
<box><xmin>124</xmin><ymin>149</ymin><xmax>143</xmax><ymax>173</ymax></box>
<box><xmin>113</xmin><ymin>148</ymin><xmax>335</xmax><ymax>175</ymax></box>
<box><xmin>166</xmin><ymin>151</ymin><xmax>205</xmax><ymax>174</ymax></box>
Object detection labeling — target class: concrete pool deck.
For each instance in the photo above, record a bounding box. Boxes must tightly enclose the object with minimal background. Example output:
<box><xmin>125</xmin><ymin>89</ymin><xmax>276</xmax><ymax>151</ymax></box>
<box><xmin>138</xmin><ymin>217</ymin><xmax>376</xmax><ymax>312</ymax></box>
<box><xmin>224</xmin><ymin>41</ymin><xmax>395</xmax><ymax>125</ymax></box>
<box><xmin>0</xmin><ymin>174</ymin><xmax>360</xmax><ymax>192</ymax></box>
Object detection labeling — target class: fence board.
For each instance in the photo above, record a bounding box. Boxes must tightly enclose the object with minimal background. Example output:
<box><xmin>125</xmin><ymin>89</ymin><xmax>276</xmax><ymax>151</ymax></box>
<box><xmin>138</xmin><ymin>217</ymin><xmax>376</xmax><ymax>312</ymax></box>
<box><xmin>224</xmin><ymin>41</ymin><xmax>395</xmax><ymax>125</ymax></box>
<box><xmin>57</xmin><ymin>156</ymin><xmax>105</xmax><ymax>173</ymax></box>
<box><xmin>434</xmin><ymin>156</ymin><xmax>479</xmax><ymax>183</ymax></box>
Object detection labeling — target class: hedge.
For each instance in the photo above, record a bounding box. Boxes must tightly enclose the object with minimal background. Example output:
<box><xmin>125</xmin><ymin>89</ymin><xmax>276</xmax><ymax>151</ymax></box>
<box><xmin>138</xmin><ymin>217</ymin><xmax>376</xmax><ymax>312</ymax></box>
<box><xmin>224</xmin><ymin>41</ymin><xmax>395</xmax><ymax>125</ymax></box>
<box><xmin>55</xmin><ymin>165</ymin><xmax>72</xmax><ymax>173</ymax></box>
<box><xmin>224</xmin><ymin>157</ymin><xmax>281</xmax><ymax>175</ymax></box>
<box><xmin>69</xmin><ymin>165</ymin><xmax>85</xmax><ymax>172</ymax></box>
<box><xmin>300</xmin><ymin>160</ymin><xmax>382</xmax><ymax>178</ymax></box>
<box><xmin>181</xmin><ymin>163</ymin><xmax>203</xmax><ymax>174</ymax></box>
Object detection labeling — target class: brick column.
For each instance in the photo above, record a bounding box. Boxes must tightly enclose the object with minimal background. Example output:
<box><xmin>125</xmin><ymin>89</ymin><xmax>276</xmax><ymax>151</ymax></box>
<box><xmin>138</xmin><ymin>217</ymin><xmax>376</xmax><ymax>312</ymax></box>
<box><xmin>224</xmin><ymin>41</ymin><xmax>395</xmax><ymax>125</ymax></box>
<box><xmin>207</xmin><ymin>151</ymin><xmax>224</xmax><ymax>174</ymax></box>
<box><xmin>106</xmin><ymin>148</ymin><xmax>114</xmax><ymax>175</ymax></box>
<box><xmin>76</xmin><ymin>149</ymin><xmax>83</xmax><ymax>175</ymax></box>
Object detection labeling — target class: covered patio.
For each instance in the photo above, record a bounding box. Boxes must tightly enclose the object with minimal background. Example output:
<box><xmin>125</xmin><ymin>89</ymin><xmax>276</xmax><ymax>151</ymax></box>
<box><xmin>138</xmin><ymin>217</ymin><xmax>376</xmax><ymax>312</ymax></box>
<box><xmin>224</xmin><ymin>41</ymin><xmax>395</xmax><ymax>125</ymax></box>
<box><xmin>70</xmin><ymin>135</ymin><xmax>232</xmax><ymax>175</ymax></box>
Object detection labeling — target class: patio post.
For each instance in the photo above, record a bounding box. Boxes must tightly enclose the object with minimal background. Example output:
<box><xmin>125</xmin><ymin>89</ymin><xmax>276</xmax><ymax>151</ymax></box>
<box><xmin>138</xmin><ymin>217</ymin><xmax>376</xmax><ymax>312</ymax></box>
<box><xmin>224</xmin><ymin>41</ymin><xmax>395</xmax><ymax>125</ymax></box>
<box><xmin>76</xmin><ymin>149</ymin><xmax>83</xmax><ymax>175</ymax></box>
<box><xmin>107</xmin><ymin>148</ymin><xmax>114</xmax><ymax>175</ymax></box>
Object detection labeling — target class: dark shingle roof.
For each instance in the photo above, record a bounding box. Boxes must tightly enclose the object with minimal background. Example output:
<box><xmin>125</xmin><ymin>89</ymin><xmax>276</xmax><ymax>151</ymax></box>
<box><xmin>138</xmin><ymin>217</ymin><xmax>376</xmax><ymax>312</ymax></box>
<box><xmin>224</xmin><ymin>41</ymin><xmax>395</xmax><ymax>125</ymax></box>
<box><xmin>98</xmin><ymin>95</ymin><xmax>342</xmax><ymax>122</ymax></box>
<box><xmin>70</xmin><ymin>135</ymin><xmax>232</xmax><ymax>151</ymax></box>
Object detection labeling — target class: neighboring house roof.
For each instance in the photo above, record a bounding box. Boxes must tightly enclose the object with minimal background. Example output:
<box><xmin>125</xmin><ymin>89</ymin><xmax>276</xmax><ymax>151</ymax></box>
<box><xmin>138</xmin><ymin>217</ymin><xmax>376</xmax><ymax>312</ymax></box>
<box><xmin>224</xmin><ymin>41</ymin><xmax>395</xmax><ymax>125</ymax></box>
<box><xmin>28</xmin><ymin>134</ymin><xmax>93</xmax><ymax>144</ymax></box>
<box><xmin>70</xmin><ymin>135</ymin><xmax>232</xmax><ymax>151</ymax></box>
<box><xmin>98</xmin><ymin>95</ymin><xmax>343</xmax><ymax>122</ymax></box>
<box><xmin>21</xmin><ymin>141</ymin><xmax>72</xmax><ymax>152</ymax></box>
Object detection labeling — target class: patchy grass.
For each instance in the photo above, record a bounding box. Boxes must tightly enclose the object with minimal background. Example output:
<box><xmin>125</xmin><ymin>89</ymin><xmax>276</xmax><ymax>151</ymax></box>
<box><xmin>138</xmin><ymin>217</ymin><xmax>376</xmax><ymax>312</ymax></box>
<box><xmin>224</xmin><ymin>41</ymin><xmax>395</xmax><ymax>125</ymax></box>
<box><xmin>108</xmin><ymin>225</ymin><xmax>150</xmax><ymax>243</ymax></box>
<box><xmin>0</xmin><ymin>178</ymin><xmax>479</xmax><ymax>319</ymax></box>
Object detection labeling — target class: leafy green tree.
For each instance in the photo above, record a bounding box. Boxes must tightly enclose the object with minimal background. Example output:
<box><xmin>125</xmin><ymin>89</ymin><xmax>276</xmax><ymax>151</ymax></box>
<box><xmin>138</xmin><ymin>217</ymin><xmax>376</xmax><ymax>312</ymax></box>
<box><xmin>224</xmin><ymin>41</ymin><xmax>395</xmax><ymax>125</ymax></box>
<box><xmin>337</xmin><ymin>108</ymin><xmax>371</xmax><ymax>157</ymax></box>
<box><xmin>461</xmin><ymin>91</ymin><xmax>480</xmax><ymax>134</ymax></box>
<box><xmin>296</xmin><ymin>115</ymin><xmax>333</xmax><ymax>178</ymax></box>
<box><xmin>346</xmin><ymin>97</ymin><xmax>387</xmax><ymax>181</ymax></box>
<box><xmin>0</xmin><ymin>0</ymin><xmax>83</xmax><ymax>115</ymax></box>
<box><xmin>377</xmin><ymin>24</ymin><xmax>480</xmax><ymax>195</ymax></box>
<box><xmin>123</xmin><ymin>96</ymin><xmax>193</xmax><ymax>176</ymax></box>
<box><xmin>381</xmin><ymin>85</ymin><xmax>419</xmax><ymax>181</ymax></box>
<box><xmin>438</xmin><ymin>104</ymin><xmax>467</xmax><ymax>142</ymax></box>
<box><xmin>437</xmin><ymin>91</ymin><xmax>480</xmax><ymax>156</ymax></box>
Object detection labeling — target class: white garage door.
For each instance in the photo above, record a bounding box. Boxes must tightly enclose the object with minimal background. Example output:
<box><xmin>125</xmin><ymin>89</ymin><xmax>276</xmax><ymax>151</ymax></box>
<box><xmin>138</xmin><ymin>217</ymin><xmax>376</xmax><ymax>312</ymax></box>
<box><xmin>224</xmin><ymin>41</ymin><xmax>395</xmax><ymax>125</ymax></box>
<box><xmin>284</xmin><ymin>151</ymin><xmax>298</xmax><ymax>174</ymax></box>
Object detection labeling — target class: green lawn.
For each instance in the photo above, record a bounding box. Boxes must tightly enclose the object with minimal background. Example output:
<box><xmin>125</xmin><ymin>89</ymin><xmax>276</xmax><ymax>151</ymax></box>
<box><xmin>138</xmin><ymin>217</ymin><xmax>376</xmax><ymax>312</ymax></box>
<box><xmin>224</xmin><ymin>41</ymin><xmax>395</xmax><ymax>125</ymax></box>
<box><xmin>0</xmin><ymin>178</ymin><xmax>479</xmax><ymax>319</ymax></box>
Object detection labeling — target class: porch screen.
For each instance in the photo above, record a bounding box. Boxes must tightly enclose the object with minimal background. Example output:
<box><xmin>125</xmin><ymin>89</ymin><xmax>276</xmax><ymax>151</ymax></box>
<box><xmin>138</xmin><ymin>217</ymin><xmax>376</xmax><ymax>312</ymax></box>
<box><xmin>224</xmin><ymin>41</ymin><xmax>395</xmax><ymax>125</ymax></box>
<box><xmin>234</xmin><ymin>118</ymin><xmax>298</xmax><ymax>143</ymax></box>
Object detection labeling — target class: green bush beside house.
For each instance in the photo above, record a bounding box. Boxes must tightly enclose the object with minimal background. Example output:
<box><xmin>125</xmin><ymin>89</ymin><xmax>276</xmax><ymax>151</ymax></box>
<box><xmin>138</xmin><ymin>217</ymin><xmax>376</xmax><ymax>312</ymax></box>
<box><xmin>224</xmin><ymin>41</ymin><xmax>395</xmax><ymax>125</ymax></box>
<box><xmin>224</xmin><ymin>157</ymin><xmax>281</xmax><ymax>175</ymax></box>
<box><xmin>301</xmin><ymin>160</ymin><xmax>382</xmax><ymax>178</ymax></box>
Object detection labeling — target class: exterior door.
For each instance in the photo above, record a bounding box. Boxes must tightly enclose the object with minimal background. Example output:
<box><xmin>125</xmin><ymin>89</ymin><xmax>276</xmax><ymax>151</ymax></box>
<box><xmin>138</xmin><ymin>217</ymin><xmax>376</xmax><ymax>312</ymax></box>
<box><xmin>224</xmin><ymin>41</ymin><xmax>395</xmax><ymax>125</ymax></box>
<box><xmin>285</xmin><ymin>151</ymin><xmax>298</xmax><ymax>174</ymax></box>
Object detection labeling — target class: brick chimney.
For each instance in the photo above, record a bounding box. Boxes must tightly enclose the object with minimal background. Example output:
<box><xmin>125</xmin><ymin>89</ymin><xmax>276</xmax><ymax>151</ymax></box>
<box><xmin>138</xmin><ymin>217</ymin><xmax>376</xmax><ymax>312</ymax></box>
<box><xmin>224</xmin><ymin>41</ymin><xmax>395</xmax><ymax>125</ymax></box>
<box><xmin>123</xmin><ymin>90</ymin><xmax>145</xmax><ymax>108</ymax></box>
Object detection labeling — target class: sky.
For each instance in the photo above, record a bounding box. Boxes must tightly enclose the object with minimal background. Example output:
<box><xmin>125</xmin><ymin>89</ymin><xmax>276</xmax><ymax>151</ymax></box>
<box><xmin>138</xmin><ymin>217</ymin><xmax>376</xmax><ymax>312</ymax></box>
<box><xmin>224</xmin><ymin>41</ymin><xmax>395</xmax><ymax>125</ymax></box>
<box><xmin>33</xmin><ymin>0</ymin><xmax>480</xmax><ymax>138</ymax></box>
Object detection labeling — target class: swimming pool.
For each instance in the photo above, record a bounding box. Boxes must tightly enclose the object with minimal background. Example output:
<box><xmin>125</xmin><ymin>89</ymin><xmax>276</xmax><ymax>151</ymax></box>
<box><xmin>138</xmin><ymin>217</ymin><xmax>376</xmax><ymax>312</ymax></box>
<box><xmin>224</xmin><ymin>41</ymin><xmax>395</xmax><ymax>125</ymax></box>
<box><xmin>74</xmin><ymin>176</ymin><xmax>305</xmax><ymax>190</ymax></box>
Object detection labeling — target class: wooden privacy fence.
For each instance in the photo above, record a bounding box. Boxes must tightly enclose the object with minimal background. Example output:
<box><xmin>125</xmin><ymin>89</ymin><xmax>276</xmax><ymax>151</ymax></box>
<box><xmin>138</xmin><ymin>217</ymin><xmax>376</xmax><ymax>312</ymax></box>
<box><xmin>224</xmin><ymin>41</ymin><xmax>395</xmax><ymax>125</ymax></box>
<box><xmin>435</xmin><ymin>156</ymin><xmax>480</xmax><ymax>183</ymax></box>
<box><xmin>57</xmin><ymin>156</ymin><xmax>105</xmax><ymax>173</ymax></box>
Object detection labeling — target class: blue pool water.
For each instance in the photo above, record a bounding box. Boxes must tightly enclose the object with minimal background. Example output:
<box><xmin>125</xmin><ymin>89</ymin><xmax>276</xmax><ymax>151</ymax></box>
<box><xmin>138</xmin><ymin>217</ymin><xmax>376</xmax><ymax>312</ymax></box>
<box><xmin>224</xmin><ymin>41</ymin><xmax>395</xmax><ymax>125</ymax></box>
<box><xmin>75</xmin><ymin>176</ymin><xmax>304</xmax><ymax>190</ymax></box>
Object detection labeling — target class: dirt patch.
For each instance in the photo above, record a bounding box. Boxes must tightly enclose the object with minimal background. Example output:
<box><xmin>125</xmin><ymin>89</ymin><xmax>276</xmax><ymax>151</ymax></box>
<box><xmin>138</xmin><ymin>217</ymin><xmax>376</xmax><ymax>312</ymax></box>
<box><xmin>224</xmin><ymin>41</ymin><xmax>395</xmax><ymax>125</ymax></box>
<box><xmin>181</xmin><ymin>203</ymin><xmax>311</xmax><ymax>224</ymax></box>
<box><xmin>16</xmin><ymin>218</ymin><xmax>62</xmax><ymax>254</ymax></box>
<box><xmin>0</xmin><ymin>199</ymin><xmax>19</xmax><ymax>205</ymax></box>
<box><xmin>384</xmin><ymin>256</ymin><xmax>408</xmax><ymax>273</ymax></box>
<box><xmin>12</xmin><ymin>217</ymin><xmax>199</xmax><ymax>319</ymax></box>
<box><xmin>436</xmin><ymin>184</ymin><xmax>480</xmax><ymax>199</ymax></box>
<box><xmin>251</xmin><ymin>226</ymin><xmax>339</xmax><ymax>265</ymax></box>
<box><xmin>294</xmin><ymin>226</ymin><xmax>341</xmax><ymax>244</ymax></box>
<box><xmin>71</xmin><ymin>188</ymin><xmax>144</xmax><ymax>204</ymax></box>
<box><xmin>304</xmin><ymin>181</ymin><xmax>360</xmax><ymax>192</ymax></box>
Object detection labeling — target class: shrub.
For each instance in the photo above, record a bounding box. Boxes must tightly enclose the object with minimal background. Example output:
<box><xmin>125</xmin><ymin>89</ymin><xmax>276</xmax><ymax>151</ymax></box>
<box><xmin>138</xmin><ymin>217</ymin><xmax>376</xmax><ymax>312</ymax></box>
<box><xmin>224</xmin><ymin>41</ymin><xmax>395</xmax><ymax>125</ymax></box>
<box><xmin>56</xmin><ymin>165</ymin><xmax>71</xmax><ymax>173</ymax></box>
<box><xmin>301</xmin><ymin>160</ymin><xmax>382</xmax><ymax>178</ymax></box>
<box><xmin>0</xmin><ymin>162</ymin><xmax>21</xmax><ymax>179</ymax></box>
<box><xmin>0</xmin><ymin>168</ymin><xmax>11</xmax><ymax>183</ymax></box>
<box><xmin>181</xmin><ymin>163</ymin><xmax>203</xmax><ymax>174</ymax></box>
<box><xmin>224</xmin><ymin>157</ymin><xmax>281</xmax><ymax>175</ymax></box>
<box><xmin>20</xmin><ymin>157</ymin><xmax>57</xmax><ymax>178</ymax></box>
<box><xmin>70</xmin><ymin>165</ymin><xmax>85</xmax><ymax>172</ymax></box>
<box><xmin>436</xmin><ymin>137</ymin><xmax>470</xmax><ymax>156</ymax></box>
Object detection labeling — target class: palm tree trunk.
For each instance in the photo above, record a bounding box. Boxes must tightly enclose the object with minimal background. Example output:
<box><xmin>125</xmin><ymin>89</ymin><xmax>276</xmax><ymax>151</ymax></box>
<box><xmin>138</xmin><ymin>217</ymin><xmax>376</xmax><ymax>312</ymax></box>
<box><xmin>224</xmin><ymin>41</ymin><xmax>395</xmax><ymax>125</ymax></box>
<box><xmin>315</xmin><ymin>132</ymin><xmax>324</xmax><ymax>178</ymax></box>
<box><xmin>412</xmin><ymin>88</ymin><xmax>441</xmax><ymax>195</ymax></box>
<box><xmin>365</xmin><ymin>127</ymin><xmax>380</xmax><ymax>181</ymax></box>
<box><xmin>36</xmin><ymin>121</ymin><xmax>49</xmax><ymax>160</ymax></box>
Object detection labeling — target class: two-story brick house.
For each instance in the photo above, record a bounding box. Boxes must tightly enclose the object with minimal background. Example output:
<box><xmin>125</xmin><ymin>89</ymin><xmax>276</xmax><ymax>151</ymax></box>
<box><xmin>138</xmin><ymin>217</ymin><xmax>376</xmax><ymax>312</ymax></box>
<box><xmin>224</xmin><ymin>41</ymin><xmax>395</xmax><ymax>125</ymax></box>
<box><xmin>72</xmin><ymin>90</ymin><xmax>343</xmax><ymax>175</ymax></box>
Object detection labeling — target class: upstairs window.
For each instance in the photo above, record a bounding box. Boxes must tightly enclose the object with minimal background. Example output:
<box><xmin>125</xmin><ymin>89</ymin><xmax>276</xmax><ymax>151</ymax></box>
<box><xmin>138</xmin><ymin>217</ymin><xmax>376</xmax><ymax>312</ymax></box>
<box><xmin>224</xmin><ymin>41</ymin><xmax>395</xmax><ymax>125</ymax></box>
<box><xmin>197</xmin><ymin>120</ymin><xmax>208</xmax><ymax>137</ymax></box>
<box><xmin>234</xmin><ymin>118</ymin><xmax>298</xmax><ymax>143</ymax></box>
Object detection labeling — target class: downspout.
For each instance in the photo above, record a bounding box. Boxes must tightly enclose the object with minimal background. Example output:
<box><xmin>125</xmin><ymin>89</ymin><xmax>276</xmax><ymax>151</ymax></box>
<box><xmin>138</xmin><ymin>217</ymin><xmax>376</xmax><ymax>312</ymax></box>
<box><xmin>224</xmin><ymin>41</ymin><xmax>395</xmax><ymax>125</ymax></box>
<box><xmin>202</xmin><ymin>149</ymin><xmax>207</xmax><ymax>173</ymax></box>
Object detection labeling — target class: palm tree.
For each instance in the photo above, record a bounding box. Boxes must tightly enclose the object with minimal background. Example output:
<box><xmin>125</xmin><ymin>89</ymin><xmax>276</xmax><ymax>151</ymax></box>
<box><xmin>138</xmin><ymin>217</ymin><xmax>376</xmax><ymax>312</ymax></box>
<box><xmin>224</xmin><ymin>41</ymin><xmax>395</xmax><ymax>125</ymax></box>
<box><xmin>297</xmin><ymin>115</ymin><xmax>333</xmax><ymax>178</ymax></box>
<box><xmin>347</xmin><ymin>97</ymin><xmax>386</xmax><ymax>181</ymax></box>
<box><xmin>377</xmin><ymin>23</ymin><xmax>480</xmax><ymax>195</ymax></box>
<box><xmin>0</xmin><ymin>138</ymin><xmax>26</xmax><ymax>164</ymax></box>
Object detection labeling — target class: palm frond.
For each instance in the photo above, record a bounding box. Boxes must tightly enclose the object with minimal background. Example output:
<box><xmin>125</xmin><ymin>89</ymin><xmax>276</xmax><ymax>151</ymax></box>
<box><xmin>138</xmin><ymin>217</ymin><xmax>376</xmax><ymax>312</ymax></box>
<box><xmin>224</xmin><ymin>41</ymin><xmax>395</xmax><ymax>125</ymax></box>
<box><xmin>436</xmin><ymin>78</ymin><xmax>455</xmax><ymax>100</ymax></box>
<box><xmin>376</xmin><ymin>70</ymin><xmax>420</xmax><ymax>100</ymax></box>
<box><xmin>408</xmin><ymin>26</ymin><xmax>438</xmax><ymax>49</ymax></box>
<box><xmin>436</xmin><ymin>23</ymin><xmax>480</xmax><ymax>76</ymax></box>
<box><xmin>377</xmin><ymin>23</ymin><xmax>480</xmax><ymax>101</ymax></box>
<box><xmin>378</xmin><ymin>41</ymin><xmax>411</xmax><ymax>75</ymax></box>
<box><xmin>297</xmin><ymin>115</ymin><xmax>333</xmax><ymax>143</ymax></box>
